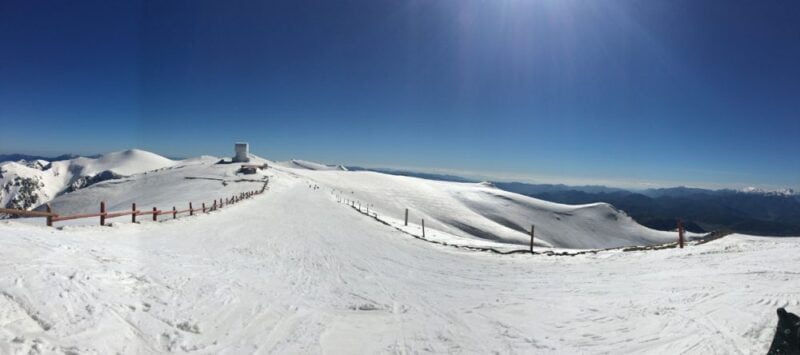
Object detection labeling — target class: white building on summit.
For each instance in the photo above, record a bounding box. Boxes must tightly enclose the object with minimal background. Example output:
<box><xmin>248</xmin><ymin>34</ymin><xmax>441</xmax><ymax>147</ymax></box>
<box><xmin>233</xmin><ymin>142</ymin><xmax>250</xmax><ymax>163</ymax></box>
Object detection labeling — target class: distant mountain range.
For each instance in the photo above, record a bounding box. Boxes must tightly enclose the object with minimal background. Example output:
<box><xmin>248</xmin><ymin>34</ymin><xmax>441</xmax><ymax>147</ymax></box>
<box><xmin>0</xmin><ymin>153</ymin><xmax>100</xmax><ymax>162</ymax></box>
<box><xmin>350</xmin><ymin>167</ymin><xmax>800</xmax><ymax>236</ymax></box>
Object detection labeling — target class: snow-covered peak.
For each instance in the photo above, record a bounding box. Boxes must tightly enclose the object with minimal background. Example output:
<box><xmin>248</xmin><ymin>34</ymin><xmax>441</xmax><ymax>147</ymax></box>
<box><xmin>738</xmin><ymin>186</ymin><xmax>796</xmax><ymax>196</ymax></box>
<box><xmin>82</xmin><ymin>149</ymin><xmax>176</xmax><ymax>176</ymax></box>
<box><xmin>1</xmin><ymin>149</ymin><xmax>177</xmax><ymax>210</ymax></box>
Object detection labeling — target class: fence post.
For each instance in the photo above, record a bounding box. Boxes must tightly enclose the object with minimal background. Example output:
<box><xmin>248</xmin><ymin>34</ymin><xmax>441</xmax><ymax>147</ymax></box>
<box><xmin>100</xmin><ymin>201</ymin><xmax>106</xmax><ymax>226</ymax></box>
<box><xmin>530</xmin><ymin>224</ymin><xmax>535</xmax><ymax>254</ymax></box>
<box><xmin>422</xmin><ymin>219</ymin><xmax>426</xmax><ymax>238</ymax></box>
<box><xmin>152</xmin><ymin>207</ymin><xmax>157</xmax><ymax>221</ymax></box>
<box><xmin>172</xmin><ymin>206</ymin><xmax>176</xmax><ymax>219</ymax></box>
<box><xmin>405</xmin><ymin>209</ymin><xmax>408</xmax><ymax>226</ymax></box>
<box><xmin>46</xmin><ymin>204</ymin><xmax>53</xmax><ymax>227</ymax></box>
<box><xmin>189</xmin><ymin>202</ymin><xmax>193</xmax><ymax>216</ymax></box>
<box><xmin>678</xmin><ymin>221</ymin><xmax>684</xmax><ymax>249</ymax></box>
<box><xmin>202</xmin><ymin>203</ymin><xmax>206</xmax><ymax>213</ymax></box>
<box><xmin>132</xmin><ymin>203</ymin><xmax>137</xmax><ymax>223</ymax></box>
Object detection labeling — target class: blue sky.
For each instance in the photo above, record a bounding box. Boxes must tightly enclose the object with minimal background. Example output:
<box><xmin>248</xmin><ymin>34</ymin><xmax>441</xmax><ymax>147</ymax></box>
<box><xmin>1</xmin><ymin>1</ymin><xmax>798</xmax><ymax>190</ymax></box>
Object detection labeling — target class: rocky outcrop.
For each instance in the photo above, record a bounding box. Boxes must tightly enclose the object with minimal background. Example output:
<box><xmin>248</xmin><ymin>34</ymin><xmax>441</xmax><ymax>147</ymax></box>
<box><xmin>65</xmin><ymin>170</ymin><xmax>124</xmax><ymax>193</ymax></box>
<box><xmin>1</xmin><ymin>176</ymin><xmax>45</xmax><ymax>210</ymax></box>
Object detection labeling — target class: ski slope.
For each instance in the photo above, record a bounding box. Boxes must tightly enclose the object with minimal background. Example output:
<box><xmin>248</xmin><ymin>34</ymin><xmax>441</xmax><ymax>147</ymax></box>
<box><xmin>0</xmin><ymin>168</ymin><xmax>798</xmax><ymax>354</ymax></box>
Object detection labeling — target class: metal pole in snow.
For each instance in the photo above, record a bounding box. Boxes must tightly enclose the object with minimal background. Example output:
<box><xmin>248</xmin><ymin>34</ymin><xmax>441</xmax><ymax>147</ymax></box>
<box><xmin>132</xmin><ymin>203</ymin><xmax>137</xmax><ymax>223</ymax></box>
<box><xmin>422</xmin><ymin>219</ymin><xmax>426</xmax><ymax>238</ymax></box>
<box><xmin>46</xmin><ymin>204</ymin><xmax>53</xmax><ymax>227</ymax></box>
<box><xmin>100</xmin><ymin>201</ymin><xmax>106</xmax><ymax>226</ymax></box>
<box><xmin>152</xmin><ymin>207</ymin><xmax>157</xmax><ymax>221</ymax></box>
<box><xmin>678</xmin><ymin>221</ymin><xmax>684</xmax><ymax>249</ymax></box>
<box><xmin>404</xmin><ymin>209</ymin><xmax>408</xmax><ymax>226</ymax></box>
<box><xmin>189</xmin><ymin>202</ymin><xmax>193</xmax><ymax>216</ymax></box>
<box><xmin>530</xmin><ymin>225</ymin><xmax>535</xmax><ymax>254</ymax></box>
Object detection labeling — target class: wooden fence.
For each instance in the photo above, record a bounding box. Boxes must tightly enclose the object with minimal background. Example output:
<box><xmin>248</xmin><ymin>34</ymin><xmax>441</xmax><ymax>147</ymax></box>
<box><xmin>0</xmin><ymin>182</ymin><xmax>268</xmax><ymax>227</ymax></box>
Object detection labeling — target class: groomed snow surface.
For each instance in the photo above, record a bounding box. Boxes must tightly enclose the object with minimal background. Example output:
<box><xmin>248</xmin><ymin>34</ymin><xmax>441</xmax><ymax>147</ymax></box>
<box><xmin>1</xmin><ymin>154</ymin><xmax>798</xmax><ymax>354</ymax></box>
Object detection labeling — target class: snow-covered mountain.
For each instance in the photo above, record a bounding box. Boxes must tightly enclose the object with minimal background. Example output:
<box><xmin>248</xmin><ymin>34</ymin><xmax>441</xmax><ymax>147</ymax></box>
<box><xmin>739</xmin><ymin>186</ymin><xmax>797</xmax><ymax>196</ymax></box>
<box><xmin>0</xmin><ymin>149</ymin><xmax>176</xmax><ymax>210</ymax></box>
<box><xmin>8</xmin><ymin>150</ymin><xmax>691</xmax><ymax>250</ymax></box>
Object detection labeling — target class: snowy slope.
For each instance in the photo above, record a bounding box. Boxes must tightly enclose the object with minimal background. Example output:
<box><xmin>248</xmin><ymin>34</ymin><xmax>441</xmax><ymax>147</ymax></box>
<box><xmin>274</xmin><ymin>159</ymin><xmax>348</xmax><ymax>171</ymax></box>
<box><xmin>6</xmin><ymin>153</ymin><xmax>688</xmax><ymax>250</ymax></box>
<box><xmin>274</xmin><ymin>167</ymin><xmax>683</xmax><ymax>249</ymax></box>
<box><xmin>0</xmin><ymin>166</ymin><xmax>797</xmax><ymax>354</ymax></box>
<box><xmin>40</xmin><ymin>155</ymin><xmax>268</xmax><ymax>218</ymax></box>
<box><xmin>0</xmin><ymin>150</ymin><xmax>176</xmax><ymax>210</ymax></box>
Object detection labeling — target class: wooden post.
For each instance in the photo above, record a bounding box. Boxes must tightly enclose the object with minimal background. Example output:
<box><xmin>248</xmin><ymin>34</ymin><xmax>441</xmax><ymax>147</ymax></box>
<box><xmin>100</xmin><ymin>201</ymin><xmax>106</xmax><ymax>226</ymax></box>
<box><xmin>422</xmin><ymin>219</ymin><xmax>426</xmax><ymax>238</ymax></box>
<box><xmin>202</xmin><ymin>203</ymin><xmax>206</xmax><ymax>213</ymax></box>
<box><xmin>172</xmin><ymin>206</ymin><xmax>176</xmax><ymax>219</ymax></box>
<box><xmin>46</xmin><ymin>204</ymin><xmax>53</xmax><ymax>227</ymax></box>
<box><xmin>213</xmin><ymin>200</ymin><xmax>217</xmax><ymax>211</ymax></box>
<box><xmin>132</xmin><ymin>203</ymin><xmax>137</xmax><ymax>223</ymax></box>
<box><xmin>152</xmin><ymin>207</ymin><xmax>157</xmax><ymax>221</ymax></box>
<box><xmin>405</xmin><ymin>209</ymin><xmax>408</xmax><ymax>226</ymax></box>
<box><xmin>530</xmin><ymin>224</ymin><xmax>535</xmax><ymax>254</ymax></box>
<box><xmin>678</xmin><ymin>221</ymin><xmax>684</xmax><ymax>249</ymax></box>
<box><xmin>189</xmin><ymin>202</ymin><xmax>193</xmax><ymax>216</ymax></box>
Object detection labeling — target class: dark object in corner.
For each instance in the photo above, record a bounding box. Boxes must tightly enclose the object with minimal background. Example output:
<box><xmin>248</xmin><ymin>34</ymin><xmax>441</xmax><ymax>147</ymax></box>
<box><xmin>768</xmin><ymin>308</ymin><xmax>800</xmax><ymax>354</ymax></box>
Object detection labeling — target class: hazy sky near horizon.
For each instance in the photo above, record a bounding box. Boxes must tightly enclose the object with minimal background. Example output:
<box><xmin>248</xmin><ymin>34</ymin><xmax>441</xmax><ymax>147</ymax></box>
<box><xmin>1</xmin><ymin>1</ymin><xmax>798</xmax><ymax>190</ymax></box>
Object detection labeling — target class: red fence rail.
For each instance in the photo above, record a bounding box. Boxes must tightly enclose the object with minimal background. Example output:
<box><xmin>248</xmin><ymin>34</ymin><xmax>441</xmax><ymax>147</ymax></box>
<box><xmin>0</xmin><ymin>181</ymin><xmax>268</xmax><ymax>227</ymax></box>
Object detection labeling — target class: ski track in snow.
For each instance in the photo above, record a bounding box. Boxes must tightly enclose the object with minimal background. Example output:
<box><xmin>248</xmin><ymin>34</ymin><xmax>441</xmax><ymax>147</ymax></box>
<box><xmin>1</xmin><ymin>167</ymin><xmax>799</xmax><ymax>354</ymax></box>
